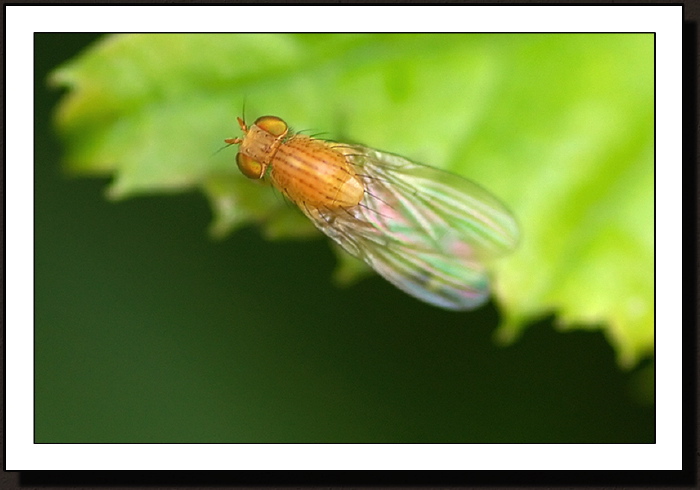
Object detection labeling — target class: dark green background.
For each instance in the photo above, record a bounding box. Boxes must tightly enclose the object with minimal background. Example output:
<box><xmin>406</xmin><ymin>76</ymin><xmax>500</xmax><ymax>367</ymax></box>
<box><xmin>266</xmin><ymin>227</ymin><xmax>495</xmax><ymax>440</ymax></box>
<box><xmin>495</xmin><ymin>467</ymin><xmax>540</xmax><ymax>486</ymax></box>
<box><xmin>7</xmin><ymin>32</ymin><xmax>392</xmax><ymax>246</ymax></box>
<box><xmin>34</xmin><ymin>34</ymin><xmax>653</xmax><ymax>443</ymax></box>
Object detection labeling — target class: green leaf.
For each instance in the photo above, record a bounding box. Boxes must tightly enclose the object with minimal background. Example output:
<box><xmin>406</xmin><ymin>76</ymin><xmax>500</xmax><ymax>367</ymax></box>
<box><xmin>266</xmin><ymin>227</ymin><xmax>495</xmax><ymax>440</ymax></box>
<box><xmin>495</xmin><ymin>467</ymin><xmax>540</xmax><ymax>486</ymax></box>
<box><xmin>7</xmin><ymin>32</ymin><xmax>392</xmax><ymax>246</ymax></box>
<box><xmin>50</xmin><ymin>33</ymin><xmax>654</xmax><ymax>367</ymax></box>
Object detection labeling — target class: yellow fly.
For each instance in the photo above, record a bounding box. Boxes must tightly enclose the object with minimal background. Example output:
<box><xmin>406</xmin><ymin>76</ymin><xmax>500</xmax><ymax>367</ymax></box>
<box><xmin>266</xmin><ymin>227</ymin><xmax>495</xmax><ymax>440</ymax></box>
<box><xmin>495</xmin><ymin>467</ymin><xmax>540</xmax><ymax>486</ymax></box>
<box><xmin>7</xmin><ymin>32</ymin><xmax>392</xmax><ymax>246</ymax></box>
<box><xmin>225</xmin><ymin>115</ymin><xmax>518</xmax><ymax>310</ymax></box>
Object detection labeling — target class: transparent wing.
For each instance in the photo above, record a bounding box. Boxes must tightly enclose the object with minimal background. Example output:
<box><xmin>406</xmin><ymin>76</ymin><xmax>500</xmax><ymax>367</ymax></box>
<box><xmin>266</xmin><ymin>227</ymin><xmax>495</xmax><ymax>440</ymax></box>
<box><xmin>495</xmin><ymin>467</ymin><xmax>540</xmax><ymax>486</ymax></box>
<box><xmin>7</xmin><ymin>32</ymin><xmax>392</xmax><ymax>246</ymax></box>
<box><xmin>301</xmin><ymin>145</ymin><xmax>519</xmax><ymax>311</ymax></box>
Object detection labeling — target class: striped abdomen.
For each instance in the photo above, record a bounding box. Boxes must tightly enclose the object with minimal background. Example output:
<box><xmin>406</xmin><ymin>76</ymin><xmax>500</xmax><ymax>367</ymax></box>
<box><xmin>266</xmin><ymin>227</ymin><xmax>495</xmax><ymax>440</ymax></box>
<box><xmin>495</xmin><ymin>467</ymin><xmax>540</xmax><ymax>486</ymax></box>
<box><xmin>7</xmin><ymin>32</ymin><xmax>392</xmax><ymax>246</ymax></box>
<box><xmin>270</xmin><ymin>135</ymin><xmax>364</xmax><ymax>209</ymax></box>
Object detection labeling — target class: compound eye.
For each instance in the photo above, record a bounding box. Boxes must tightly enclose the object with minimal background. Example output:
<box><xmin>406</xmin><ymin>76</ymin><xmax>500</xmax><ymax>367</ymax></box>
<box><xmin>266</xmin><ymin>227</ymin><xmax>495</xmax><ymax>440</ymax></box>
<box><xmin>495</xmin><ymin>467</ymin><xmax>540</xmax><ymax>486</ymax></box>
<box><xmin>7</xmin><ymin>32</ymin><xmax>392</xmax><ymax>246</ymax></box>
<box><xmin>236</xmin><ymin>153</ymin><xmax>265</xmax><ymax>179</ymax></box>
<box><xmin>254</xmin><ymin>116</ymin><xmax>288</xmax><ymax>137</ymax></box>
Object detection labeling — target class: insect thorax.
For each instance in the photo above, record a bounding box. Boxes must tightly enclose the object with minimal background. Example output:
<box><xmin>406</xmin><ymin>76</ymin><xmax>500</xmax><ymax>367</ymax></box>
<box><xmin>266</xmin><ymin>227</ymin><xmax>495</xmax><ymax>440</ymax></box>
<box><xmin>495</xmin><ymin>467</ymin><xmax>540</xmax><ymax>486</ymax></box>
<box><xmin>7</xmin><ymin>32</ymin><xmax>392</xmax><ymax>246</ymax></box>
<box><xmin>270</xmin><ymin>136</ymin><xmax>364</xmax><ymax>209</ymax></box>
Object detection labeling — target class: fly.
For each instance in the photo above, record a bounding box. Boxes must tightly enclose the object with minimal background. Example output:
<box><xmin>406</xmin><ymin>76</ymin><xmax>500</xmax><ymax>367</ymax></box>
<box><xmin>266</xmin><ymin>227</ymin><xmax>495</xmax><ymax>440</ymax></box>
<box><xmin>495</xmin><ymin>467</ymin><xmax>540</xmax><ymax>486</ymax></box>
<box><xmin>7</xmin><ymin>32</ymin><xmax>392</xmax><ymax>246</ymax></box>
<box><xmin>225</xmin><ymin>115</ymin><xmax>518</xmax><ymax>310</ymax></box>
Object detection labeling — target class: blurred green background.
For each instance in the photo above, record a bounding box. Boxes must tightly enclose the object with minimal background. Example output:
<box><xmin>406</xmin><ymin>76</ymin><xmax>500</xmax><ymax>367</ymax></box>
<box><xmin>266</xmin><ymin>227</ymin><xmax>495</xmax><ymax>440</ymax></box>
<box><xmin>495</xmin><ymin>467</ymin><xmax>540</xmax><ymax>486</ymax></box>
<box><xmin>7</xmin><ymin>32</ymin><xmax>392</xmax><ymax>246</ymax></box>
<box><xmin>35</xmin><ymin>33</ymin><xmax>653</xmax><ymax>443</ymax></box>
